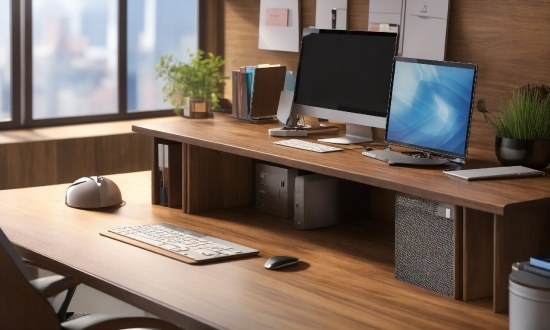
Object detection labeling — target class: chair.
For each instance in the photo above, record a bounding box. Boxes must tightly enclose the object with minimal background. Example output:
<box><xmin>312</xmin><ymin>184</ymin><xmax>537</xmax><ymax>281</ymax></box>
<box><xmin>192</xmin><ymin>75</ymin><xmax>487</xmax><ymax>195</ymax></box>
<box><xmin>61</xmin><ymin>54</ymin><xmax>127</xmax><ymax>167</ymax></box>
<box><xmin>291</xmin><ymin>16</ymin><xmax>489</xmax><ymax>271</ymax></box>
<box><xmin>0</xmin><ymin>227</ymin><xmax>182</xmax><ymax>329</ymax></box>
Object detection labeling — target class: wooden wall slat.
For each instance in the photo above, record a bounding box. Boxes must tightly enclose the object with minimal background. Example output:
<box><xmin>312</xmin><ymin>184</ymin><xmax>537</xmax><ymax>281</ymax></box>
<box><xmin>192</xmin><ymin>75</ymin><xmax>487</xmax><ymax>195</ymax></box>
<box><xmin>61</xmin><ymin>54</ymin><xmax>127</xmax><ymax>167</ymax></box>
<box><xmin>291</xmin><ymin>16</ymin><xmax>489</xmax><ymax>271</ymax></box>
<box><xmin>0</xmin><ymin>141</ymin><xmax>57</xmax><ymax>189</ymax></box>
<box><xmin>346</xmin><ymin>1</ymin><xmax>369</xmax><ymax>31</ymax></box>
<box><xmin>0</xmin><ymin>134</ymin><xmax>152</xmax><ymax>190</ymax></box>
<box><xmin>95</xmin><ymin>134</ymin><xmax>151</xmax><ymax>175</ymax></box>
<box><xmin>56</xmin><ymin>138</ymin><xmax>96</xmax><ymax>184</ymax></box>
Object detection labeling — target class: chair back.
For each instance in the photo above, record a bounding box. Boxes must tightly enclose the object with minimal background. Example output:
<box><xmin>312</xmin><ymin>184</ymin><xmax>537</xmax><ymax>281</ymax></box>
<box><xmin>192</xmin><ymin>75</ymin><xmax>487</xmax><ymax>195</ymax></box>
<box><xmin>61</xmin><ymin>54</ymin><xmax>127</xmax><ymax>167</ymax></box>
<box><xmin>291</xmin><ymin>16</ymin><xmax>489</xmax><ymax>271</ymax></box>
<box><xmin>0</xmin><ymin>227</ymin><xmax>60</xmax><ymax>328</ymax></box>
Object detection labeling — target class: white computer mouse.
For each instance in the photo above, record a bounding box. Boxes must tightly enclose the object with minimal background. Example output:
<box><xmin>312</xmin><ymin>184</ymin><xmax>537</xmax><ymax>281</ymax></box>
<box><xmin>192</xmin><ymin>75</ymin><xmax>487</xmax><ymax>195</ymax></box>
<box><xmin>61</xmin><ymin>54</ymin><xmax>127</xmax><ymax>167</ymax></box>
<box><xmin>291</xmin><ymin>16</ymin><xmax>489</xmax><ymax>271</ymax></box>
<box><xmin>66</xmin><ymin>176</ymin><xmax>123</xmax><ymax>209</ymax></box>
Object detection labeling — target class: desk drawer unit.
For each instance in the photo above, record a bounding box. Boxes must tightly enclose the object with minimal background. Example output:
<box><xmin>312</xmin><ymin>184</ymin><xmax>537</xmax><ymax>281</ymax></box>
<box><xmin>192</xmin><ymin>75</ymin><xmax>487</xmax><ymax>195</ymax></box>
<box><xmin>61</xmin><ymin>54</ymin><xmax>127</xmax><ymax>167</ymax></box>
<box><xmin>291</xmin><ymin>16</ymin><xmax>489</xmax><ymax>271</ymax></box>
<box><xmin>395</xmin><ymin>193</ymin><xmax>455</xmax><ymax>297</ymax></box>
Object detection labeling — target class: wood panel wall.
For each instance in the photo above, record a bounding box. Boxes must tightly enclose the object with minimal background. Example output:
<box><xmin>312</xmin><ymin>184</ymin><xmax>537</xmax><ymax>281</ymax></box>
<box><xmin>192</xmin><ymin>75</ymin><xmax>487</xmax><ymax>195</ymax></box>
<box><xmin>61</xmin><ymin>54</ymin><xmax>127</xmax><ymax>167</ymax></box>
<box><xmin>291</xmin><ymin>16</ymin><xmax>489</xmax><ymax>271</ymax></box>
<box><xmin>0</xmin><ymin>134</ymin><xmax>151</xmax><ymax>190</ymax></box>
<box><xmin>222</xmin><ymin>0</ymin><xmax>550</xmax><ymax>151</ymax></box>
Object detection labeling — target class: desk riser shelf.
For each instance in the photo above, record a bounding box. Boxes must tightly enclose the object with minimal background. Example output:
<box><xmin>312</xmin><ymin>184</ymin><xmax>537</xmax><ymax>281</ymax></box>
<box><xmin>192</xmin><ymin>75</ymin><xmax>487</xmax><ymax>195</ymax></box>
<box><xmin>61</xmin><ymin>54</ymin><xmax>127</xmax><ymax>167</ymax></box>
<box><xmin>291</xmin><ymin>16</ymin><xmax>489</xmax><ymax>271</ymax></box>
<box><xmin>135</xmin><ymin>115</ymin><xmax>550</xmax><ymax>313</ymax></box>
<box><xmin>133</xmin><ymin>115</ymin><xmax>550</xmax><ymax>216</ymax></box>
<box><xmin>152</xmin><ymin>138</ymin><xmax>480</xmax><ymax>300</ymax></box>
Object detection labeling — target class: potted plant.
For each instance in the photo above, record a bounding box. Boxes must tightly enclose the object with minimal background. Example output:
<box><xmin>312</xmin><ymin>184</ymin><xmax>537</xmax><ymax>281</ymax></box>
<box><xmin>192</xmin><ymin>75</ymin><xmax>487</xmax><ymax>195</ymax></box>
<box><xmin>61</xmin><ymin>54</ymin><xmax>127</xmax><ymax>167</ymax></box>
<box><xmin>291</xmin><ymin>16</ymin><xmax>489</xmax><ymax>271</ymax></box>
<box><xmin>489</xmin><ymin>84</ymin><xmax>550</xmax><ymax>169</ymax></box>
<box><xmin>156</xmin><ymin>50</ymin><xmax>227</xmax><ymax>118</ymax></box>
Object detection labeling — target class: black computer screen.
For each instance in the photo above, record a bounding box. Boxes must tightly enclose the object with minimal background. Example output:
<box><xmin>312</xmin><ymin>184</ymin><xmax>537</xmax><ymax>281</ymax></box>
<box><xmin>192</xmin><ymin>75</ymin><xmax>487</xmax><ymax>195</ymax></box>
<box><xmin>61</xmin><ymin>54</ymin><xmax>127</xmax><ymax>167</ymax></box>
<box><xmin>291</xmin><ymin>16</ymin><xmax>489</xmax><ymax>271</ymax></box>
<box><xmin>293</xmin><ymin>29</ymin><xmax>398</xmax><ymax>118</ymax></box>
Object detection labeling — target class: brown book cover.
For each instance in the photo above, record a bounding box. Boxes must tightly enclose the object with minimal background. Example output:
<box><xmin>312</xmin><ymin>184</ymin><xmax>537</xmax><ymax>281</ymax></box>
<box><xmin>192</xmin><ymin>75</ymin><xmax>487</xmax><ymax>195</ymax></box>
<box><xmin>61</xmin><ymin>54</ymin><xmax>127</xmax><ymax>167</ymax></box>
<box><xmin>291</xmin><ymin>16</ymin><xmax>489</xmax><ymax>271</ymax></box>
<box><xmin>237</xmin><ymin>67</ymin><xmax>249</xmax><ymax>119</ymax></box>
<box><xmin>231</xmin><ymin>70</ymin><xmax>240</xmax><ymax>117</ymax></box>
<box><xmin>249</xmin><ymin>65</ymin><xmax>287</xmax><ymax>119</ymax></box>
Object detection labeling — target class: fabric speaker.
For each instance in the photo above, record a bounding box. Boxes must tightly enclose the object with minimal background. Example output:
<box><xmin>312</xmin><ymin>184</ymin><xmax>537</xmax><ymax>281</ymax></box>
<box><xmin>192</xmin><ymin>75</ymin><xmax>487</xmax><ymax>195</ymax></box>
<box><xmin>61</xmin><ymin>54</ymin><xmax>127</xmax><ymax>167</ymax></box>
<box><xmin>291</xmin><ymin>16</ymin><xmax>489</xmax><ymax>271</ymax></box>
<box><xmin>395</xmin><ymin>193</ymin><xmax>455</xmax><ymax>297</ymax></box>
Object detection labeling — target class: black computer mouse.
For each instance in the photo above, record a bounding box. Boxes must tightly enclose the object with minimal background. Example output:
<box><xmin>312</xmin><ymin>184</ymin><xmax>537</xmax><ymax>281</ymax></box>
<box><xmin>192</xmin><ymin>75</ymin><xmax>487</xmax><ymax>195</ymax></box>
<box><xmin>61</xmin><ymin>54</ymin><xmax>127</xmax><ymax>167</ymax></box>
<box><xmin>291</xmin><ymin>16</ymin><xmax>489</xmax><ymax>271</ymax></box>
<box><xmin>264</xmin><ymin>256</ymin><xmax>300</xmax><ymax>270</ymax></box>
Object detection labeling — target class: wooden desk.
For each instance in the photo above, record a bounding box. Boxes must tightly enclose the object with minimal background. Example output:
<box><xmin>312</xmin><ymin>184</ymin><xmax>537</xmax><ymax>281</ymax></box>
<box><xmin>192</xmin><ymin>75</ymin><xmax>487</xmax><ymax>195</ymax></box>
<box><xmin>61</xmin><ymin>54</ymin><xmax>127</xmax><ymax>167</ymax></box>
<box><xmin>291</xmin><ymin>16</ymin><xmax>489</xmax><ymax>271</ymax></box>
<box><xmin>133</xmin><ymin>113</ymin><xmax>550</xmax><ymax>313</ymax></box>
<box><xmin>0</xmin><ymin>172</ymin><xmax>509</xmax><ymax>329</ymax></box>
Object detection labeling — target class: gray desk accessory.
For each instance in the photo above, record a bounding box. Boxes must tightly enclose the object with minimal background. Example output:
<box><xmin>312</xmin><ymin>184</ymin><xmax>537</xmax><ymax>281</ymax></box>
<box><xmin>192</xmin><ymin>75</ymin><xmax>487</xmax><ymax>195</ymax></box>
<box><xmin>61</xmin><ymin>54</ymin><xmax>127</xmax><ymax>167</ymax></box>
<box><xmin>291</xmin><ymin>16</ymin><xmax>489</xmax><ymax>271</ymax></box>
<box><xmin>363</xmin><ymin>149</ymin><xmax>450</xmax><ymax>166</ymax></box>
<box><xmin>444</xmin><ymin>166</ymin><xmax>544</xmax><ymax>181</ymax></box>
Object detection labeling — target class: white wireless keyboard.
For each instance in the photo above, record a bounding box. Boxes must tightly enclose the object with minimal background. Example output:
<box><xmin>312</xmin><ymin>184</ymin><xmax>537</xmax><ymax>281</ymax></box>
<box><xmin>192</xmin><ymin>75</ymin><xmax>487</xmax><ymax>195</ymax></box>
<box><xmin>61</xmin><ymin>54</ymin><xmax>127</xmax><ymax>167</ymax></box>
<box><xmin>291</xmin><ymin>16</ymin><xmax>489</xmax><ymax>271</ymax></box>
<box><xmin>273</xmin><ymin>139</ymin><xmax>343</xmax><ymax>153</ymax></box>
<box><xmin>102</xmin><ymin>223</ymin><xmax>259</xmax><ymax>263</ymax></box>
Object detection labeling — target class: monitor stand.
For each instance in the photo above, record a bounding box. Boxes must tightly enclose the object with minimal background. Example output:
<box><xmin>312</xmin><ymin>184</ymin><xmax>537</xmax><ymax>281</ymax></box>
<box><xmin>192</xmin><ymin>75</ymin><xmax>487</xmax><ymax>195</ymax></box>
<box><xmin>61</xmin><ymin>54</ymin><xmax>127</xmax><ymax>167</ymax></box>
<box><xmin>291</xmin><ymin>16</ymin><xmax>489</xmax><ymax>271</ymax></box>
<box><xmin>318</xmin><ymin>123</ymin><xmax>372</xmax><ymax>144</ymax></box>
<box><xmin>367</xmin><ymin>148</ymin><xmax>450</xmax><ymax>166</ymax></box>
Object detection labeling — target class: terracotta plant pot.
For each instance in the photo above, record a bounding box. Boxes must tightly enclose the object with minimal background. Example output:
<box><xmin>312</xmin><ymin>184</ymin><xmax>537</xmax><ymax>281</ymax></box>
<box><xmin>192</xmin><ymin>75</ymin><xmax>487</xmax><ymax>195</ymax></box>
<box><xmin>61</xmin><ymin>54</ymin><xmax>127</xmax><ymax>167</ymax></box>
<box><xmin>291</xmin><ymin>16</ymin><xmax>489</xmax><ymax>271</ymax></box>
<box><xmin>495</xmin><ymin>137</ymin><xmax>550</xmax><ymax>169</ymax></box>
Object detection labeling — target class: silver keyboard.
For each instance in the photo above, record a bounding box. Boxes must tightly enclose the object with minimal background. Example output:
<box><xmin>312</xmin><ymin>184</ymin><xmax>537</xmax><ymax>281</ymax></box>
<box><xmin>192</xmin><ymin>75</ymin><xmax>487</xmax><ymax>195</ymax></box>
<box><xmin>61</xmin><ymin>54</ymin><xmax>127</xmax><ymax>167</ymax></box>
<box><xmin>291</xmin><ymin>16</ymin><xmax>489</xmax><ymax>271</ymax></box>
<box><xmin>274</xmin><ymin>139</ymin><xmax>343</xmax><ymax>153</ymax></box>
<box><xmin>108</xmin><ymin>223</ymin><xmax>259</xmax><ymax>262</ymax></box>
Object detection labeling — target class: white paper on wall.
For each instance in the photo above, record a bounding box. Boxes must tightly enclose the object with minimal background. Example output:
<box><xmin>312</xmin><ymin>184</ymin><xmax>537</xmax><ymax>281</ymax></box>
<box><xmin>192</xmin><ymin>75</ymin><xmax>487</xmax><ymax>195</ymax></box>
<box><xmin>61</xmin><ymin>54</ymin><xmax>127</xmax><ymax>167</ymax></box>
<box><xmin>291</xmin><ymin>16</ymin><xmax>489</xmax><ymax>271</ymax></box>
<box><xmin>258</xmin><ymin>0</ymin><xmax>300</xmax><ymax>52</ymax></box>
<box><xmin>402</xmin><ymin>0</ymin><xmax>450</xmax><ymax>61</ymax></box>
<box><xmin>368</xmin><ymin>0</ymin><xmax>404</xmax><ymax>52</ymax></box>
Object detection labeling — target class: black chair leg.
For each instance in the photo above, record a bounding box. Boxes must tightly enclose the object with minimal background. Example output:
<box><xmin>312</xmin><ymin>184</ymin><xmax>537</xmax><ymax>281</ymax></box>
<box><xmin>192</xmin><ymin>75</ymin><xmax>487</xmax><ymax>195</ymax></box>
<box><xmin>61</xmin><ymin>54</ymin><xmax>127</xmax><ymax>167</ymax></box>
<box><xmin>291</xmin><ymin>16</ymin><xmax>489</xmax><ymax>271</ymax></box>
<box><xmin>57</xmin><ymin>286</ymin><xmax>77</xmax><ymax>322</ymax></box>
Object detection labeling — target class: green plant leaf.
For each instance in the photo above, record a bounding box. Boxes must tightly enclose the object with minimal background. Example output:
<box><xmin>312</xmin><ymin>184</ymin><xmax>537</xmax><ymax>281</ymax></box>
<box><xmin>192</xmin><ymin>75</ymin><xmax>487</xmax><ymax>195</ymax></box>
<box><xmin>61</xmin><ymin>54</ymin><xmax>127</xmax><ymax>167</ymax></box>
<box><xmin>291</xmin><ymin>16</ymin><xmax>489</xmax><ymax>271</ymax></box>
<box><xmin>155</xmin><ymin>49</ymin><xmax>228</xmax><ymax>114</ymax></box>
<box><xmin>489</xmin><ymin>84</ymin><xmax>550</xmax><ymax>140</ymax></box>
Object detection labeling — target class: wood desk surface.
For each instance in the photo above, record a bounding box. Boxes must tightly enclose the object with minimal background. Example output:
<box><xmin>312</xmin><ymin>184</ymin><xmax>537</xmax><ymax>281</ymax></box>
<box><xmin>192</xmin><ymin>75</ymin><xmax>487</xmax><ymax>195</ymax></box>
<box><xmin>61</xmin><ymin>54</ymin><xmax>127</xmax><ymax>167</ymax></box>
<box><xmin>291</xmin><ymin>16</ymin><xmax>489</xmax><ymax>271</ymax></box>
<box><xmin>0</xmin><ymin>172</ymin><xmax>508</xmax><ymax>329</ymax></box>
<box><xmin>133</xmin><ymin>114</ymin><xmax>550</xmax><ymax>216</ymax></box>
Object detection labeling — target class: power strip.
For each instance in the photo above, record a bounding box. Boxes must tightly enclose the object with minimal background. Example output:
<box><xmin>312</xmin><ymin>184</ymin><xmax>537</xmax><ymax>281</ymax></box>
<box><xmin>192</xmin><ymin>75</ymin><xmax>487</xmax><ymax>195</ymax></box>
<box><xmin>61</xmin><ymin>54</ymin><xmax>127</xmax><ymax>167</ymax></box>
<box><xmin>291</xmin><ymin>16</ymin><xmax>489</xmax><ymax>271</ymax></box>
<box><xmin>268</xmin><ymin>127</ymin><xmax>308</xmax><ymax>137</ymax></box>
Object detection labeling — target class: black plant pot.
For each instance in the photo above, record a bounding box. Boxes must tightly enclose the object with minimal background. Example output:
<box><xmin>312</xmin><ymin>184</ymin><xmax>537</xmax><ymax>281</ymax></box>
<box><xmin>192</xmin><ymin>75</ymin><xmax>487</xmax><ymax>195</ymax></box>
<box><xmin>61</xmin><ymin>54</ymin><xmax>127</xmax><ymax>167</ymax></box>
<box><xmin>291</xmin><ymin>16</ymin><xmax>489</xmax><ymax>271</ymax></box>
<box><xmin>495</xmin><ymin>137</ymin><xmax>550</xmax><ymax>169</ymax></box>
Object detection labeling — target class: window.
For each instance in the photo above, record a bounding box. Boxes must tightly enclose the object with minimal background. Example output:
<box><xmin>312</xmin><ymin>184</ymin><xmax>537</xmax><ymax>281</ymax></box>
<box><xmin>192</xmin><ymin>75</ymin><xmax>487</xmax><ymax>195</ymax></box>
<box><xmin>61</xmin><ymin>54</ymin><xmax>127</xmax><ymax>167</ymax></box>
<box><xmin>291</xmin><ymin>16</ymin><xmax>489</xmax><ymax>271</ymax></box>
<box><xmin>1</xmin><ymin>0</ymin><xmax>200</xmax><ymax>129</ymax></box>
<box><xmin>33</xmin><ymin>0</ymin><xmax>118</xmax><ymax>119</ymax></box>
<box><xmin>0</xmin><ymin>0</ymin><xmax>10</xmax><ymax>122</ymax></box>
<box><xmin>127</xmin><ymin>0</ymin><xmax>198</xmax><ymax>111</ymax></box>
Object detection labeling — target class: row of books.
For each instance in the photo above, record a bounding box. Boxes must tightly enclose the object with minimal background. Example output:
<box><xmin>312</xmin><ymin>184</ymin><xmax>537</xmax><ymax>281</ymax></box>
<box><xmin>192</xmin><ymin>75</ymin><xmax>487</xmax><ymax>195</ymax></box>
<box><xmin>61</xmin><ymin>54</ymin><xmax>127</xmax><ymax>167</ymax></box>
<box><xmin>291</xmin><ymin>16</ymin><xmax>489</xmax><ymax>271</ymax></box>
<box><xmin>231</xmin><ymin>64</ymin><xmax>286</xmax><ymax>120</ymax></box>
<box><xmin>513</xmin><ymin>254</ymin><xmax>550</xmax><ymax>278</ymax></box>
<box><xmin>157</xmin><ymin>143</ymin><xmax>182</xmax><ymax>208</ymax></box>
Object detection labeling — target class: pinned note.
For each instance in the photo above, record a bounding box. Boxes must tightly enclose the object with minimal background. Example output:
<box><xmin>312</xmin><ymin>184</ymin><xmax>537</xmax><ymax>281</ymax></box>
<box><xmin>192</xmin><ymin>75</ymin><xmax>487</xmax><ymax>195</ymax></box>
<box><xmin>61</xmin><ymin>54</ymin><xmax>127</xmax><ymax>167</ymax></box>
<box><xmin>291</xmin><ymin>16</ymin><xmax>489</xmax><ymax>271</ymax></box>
<box><xmin>265</xmin><ymin>8</ymin><xmax>289</xmax><ymax>26</ymax></box>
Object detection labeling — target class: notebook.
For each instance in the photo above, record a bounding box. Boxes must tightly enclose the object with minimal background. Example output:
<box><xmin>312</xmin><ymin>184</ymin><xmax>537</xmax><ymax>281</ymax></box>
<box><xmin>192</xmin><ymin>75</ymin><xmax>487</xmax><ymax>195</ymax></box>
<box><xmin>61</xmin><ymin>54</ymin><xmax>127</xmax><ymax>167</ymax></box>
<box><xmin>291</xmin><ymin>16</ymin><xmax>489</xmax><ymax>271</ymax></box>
<box><xmin>444</xmin><ymin>166</ymin><xmax>545</xmax><ymax>181</ymax></box>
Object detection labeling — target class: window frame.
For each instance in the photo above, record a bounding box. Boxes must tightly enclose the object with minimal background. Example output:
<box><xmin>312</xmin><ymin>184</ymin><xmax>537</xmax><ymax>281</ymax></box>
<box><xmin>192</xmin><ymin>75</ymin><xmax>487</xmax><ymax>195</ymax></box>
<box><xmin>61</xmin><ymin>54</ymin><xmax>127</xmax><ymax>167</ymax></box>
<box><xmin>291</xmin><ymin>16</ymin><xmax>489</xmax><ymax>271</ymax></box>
<box><xmin>0</xmin><ymin>0</ymin><xmax>219</xmax><ymax>130</ymax></box>
<box><xmin>1</xmin><ymin>0</ymin><xmax>21</xmax><ymax>129</ymax></box>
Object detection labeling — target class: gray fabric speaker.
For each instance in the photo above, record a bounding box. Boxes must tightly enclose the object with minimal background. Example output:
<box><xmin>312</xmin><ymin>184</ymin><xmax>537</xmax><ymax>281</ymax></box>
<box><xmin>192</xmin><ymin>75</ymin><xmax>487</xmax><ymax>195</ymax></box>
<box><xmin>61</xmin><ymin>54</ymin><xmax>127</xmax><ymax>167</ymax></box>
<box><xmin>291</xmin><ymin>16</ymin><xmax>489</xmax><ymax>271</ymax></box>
<box><xmin>395</xmin><ymin>193</ymin><xmax>455</xmax><ymax>297</ymax></box>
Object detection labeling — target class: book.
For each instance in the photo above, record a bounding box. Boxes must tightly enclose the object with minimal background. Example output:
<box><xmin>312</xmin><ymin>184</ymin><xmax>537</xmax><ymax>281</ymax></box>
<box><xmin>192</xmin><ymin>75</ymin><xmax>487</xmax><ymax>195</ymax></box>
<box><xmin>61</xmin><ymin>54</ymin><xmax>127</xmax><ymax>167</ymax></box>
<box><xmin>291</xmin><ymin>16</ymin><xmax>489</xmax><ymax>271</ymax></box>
<box><xmin>239</xmin><ymin>71</ymin><xmax>249</xmax><ymax>119</ymax></box>
<box><xmin>157</xmin><ymin>143</ymin><xmax>166</xmax><ymax>206</ymax></box>
<box><xmin>245</xmin><ymin>66</ymin><xmax>255</xmax><ymax>110</ymax></box>
<box><xmin>237</xmin><ymin>67</ymin><xmax>244</xmax><ymax>118</ymax></box>
<box><xmin>530</xmin><ymin>254</ymin><xmax>550</xmax><ymax>271</ymax></box>
<box><xmin>231</xmin><ymin>70</ymin><xmax>240</xmax><ymax>118</ymax></box>
<box><xmin>234</xmin><ymin>64</ymin><xmax>285</xmax><ymax>120</ymax></box>
<box><xmin>249</xmin><ymin>65</ymin><xmax>286</xmax><ymax>119</ymax></box>
<box><xmin>163</xmin><ymin>144</ymin><xmax>169</xmax><ymax>206</ymax></box>
<box><xmin>513</xmin><ymin>261</ymin><xmax>550</xmax><ymax>279</ymax></box>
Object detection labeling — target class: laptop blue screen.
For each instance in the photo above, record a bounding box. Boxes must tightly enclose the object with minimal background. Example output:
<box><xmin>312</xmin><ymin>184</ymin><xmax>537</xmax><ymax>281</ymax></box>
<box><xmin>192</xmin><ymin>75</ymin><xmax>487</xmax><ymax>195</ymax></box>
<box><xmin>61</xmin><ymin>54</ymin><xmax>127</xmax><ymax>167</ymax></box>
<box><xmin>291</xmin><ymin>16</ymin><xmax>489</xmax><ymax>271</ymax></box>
<box><xmin>385</xmin><ymin>59</ymin><xmax>476</xmax><ymax>158</ymax></box>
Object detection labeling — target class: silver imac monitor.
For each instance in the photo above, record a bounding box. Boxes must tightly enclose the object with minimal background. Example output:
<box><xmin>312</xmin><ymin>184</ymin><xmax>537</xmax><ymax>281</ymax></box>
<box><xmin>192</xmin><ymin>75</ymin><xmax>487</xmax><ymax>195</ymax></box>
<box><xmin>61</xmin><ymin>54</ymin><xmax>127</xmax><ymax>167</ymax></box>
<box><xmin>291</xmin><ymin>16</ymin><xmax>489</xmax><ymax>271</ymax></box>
<box><xmin>291</xmin><ymin>29</ymin><xmax>398</xmax><ymax>144</ymax></box>
<box><xmin>384</xmin><ymin>57</ymin><xmax>477</xmax><ymax>164</ymax></box>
